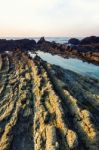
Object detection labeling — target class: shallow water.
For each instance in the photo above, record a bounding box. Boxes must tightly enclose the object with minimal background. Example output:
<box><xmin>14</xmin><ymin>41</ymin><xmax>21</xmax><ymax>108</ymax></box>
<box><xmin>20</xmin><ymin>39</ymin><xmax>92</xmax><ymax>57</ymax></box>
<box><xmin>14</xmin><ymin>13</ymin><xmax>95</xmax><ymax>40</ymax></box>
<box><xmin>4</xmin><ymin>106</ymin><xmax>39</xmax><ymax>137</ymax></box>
<box><xmin>29</xmin><ymin>51</ymin><xmax>99</xmax><ymax>79</ymax></box>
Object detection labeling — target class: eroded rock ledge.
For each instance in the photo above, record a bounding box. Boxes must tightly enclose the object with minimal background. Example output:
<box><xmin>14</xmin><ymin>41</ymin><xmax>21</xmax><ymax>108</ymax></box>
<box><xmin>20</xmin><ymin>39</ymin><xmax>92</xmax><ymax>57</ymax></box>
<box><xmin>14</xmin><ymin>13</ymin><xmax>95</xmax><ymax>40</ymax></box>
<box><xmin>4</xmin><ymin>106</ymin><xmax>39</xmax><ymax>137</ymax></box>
<box><xmin>0</xmin><ymin>49</ymin><xmax>99</xmax><ymax>150</ymax></box>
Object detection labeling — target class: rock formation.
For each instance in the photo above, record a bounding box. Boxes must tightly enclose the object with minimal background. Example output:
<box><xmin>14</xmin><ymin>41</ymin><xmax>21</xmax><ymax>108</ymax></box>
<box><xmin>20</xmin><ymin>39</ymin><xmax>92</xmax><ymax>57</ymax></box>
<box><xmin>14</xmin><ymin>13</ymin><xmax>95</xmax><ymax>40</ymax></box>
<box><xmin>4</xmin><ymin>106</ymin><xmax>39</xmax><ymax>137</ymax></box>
<box><xmin>68</xmin><ymin>38</ymin><xmax>80</xmax><ymax>45</ymax></box>
<box><xmin>0</xmin><ymin>50</ymin><xmax>99</xmax><ymax>150</ymax></box>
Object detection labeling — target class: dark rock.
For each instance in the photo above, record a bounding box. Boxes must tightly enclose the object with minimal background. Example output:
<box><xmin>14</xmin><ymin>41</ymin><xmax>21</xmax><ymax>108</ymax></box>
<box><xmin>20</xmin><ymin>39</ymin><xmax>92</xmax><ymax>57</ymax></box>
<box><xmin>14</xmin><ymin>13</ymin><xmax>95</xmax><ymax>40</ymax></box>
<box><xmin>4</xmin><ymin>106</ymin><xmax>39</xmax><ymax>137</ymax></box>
<box><xmin>37</xmin><ymin>37</ymin><xmax>45</xmax><ymax>44</ymax></box>
<box><xmin>0</xmin><ymin>39</ymin><xmax>36</xmax><ymax>52</ymax></box>
<box><xmin>16</xmin><ymin>39</ymin><xmax>36</xmax><ymax>50</ymax></box>
<box><xmin>80</xmin><ymin>36</ymin><xmax>99</xmax><ymax>45</ymax></box>
<box><xmin>68</xmin><ymin>38</ymin><xmax>80</xmax><ymax>45</ymax></box>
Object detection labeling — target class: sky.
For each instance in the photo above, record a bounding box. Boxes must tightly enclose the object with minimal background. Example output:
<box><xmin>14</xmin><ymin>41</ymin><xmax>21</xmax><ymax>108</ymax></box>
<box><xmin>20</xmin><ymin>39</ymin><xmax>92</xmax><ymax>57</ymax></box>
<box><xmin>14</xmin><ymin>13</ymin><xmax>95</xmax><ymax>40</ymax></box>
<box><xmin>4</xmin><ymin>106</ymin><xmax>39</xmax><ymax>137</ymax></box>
<box><xmin>0</xmin><ymin>0</ymin><xmax>99</xmax><ymax>37</ymax></box>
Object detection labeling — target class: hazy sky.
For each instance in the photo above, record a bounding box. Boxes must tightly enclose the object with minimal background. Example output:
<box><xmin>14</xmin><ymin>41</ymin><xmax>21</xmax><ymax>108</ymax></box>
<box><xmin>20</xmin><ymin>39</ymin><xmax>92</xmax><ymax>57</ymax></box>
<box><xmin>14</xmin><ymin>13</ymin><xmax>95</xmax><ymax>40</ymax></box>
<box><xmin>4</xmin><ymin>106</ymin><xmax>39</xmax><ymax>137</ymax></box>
<box><xmin>0</xmin><ymin>0</ymin><xmax>99</xmax><ymax>37</ymax></box>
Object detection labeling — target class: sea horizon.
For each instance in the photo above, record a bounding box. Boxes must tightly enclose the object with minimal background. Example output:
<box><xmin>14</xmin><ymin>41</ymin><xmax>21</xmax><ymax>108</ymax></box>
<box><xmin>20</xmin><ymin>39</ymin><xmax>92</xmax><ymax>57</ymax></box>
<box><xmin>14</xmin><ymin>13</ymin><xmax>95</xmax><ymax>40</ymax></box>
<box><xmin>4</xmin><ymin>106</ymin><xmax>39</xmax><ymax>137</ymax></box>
<box><xmin>0</xmin><ymin>36</ymin><xmax>84</xmax><ymax>44</ymax></box>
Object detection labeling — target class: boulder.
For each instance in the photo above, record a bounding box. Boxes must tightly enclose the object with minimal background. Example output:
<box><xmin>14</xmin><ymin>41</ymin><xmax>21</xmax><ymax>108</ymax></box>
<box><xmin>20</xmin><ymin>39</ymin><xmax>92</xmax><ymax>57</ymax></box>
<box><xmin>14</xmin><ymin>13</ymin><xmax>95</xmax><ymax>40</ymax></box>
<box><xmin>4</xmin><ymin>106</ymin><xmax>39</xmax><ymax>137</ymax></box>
<box><xmin>68</xmin><ymin>38</ymin><xmax>80</xmax><ymax>45</ymax></box>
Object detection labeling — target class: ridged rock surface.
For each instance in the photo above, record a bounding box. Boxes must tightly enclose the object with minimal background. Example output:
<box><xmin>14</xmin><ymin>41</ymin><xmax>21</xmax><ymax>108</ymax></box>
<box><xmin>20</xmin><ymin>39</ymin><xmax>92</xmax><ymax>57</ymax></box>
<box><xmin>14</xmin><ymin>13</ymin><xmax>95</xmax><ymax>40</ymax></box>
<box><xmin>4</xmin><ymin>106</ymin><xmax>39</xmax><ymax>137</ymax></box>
<box><xmin>0</xmin><ymin>50</ymin><xmax>99</xmax><ymax>150</ymax></box>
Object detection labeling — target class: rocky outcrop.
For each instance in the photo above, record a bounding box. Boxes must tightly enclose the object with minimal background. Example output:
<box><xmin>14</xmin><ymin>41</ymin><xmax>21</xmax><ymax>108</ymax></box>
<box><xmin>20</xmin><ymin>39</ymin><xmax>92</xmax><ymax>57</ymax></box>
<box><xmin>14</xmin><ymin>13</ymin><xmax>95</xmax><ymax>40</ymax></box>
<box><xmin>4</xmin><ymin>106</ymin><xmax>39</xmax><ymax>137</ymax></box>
<box><xmin>68</xmin><ymin>38</ymin><xmax>80</xmax><ymax>45</ymax></box>
<box><xmin>80</xmin><ymin>36</ymin><xmax>99</xmax><ymax>45</ymax></box>
<box><xmin>0</xmin><ymin>50</ymin><xmax>99</xmax><ymax>150</ymax></box>
<box><xmin>0</xmin><ymin>39</ymin><xmax>36</xmax><ymax>52</ymax></box>
<box><xmin>0</xmin><ymin>36</ymin><xmax>99</xmax><ymax>64</ymax></box>
<box><xmin>37</xmin><ymin>37</ymin><xmax>46</xmax><ymax>44</ymax></box>
<box><xmin>36</xmin><ymin>37</ymin><xmax>99</xmax><ymax>64</ymax></box>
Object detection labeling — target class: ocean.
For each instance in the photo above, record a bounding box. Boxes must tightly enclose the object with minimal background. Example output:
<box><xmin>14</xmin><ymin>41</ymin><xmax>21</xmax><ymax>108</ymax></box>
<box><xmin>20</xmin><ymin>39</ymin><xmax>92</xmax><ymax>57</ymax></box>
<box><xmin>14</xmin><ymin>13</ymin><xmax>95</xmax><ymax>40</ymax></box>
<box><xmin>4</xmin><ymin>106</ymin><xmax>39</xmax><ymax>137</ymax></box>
<box><xmin>29</xmin><ymin>51</ymin><xmax>99</xmax><ymax>79</ymax></box>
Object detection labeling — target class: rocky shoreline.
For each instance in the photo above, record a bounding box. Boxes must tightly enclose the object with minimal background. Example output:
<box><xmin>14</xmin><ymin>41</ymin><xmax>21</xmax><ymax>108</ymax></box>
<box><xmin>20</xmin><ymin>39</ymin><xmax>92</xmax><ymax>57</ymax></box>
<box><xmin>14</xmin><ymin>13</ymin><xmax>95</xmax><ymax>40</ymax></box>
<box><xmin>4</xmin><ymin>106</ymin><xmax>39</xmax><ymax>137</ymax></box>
<box><xmin>0</xmin><ymin>49</ymin><xmax>99</xmax><ymax>150</ymax></box>
<box><xmin>36</xmin><ymin>37</ymin><xmax>99</xmax><ymax>65</ymax></box>
<box><xmin>0</xmin><ymin>36</ymin><xmax>99</xmax><ymax>65</ymax></box>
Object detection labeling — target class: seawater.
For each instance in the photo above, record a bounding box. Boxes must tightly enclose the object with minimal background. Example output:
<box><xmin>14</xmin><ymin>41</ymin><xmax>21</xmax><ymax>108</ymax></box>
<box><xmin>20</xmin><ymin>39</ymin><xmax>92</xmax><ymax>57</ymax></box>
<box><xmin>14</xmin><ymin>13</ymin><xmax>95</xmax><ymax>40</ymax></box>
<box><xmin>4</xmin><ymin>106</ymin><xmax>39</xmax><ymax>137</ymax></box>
<box><xmin>29</xmin><ymin>51</ymin><xmax>99</xmax><ymax>79</ymax></box>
